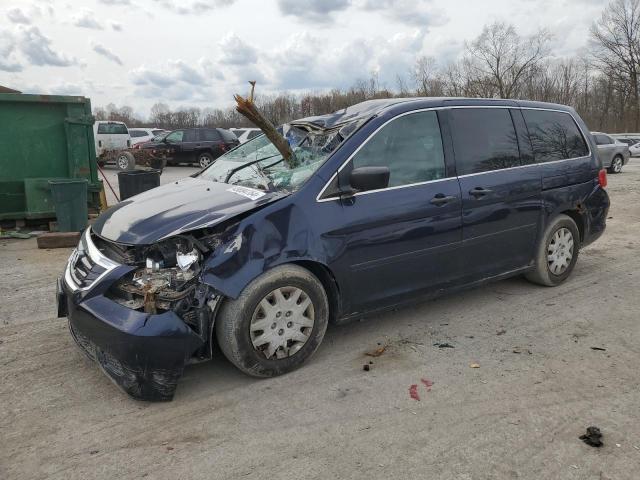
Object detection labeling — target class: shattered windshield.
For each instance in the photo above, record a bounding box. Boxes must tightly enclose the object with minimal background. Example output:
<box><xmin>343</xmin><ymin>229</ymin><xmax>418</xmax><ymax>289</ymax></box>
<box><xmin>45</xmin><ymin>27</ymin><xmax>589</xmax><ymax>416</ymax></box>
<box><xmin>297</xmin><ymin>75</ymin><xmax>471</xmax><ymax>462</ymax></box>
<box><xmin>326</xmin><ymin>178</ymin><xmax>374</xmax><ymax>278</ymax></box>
<box><xmin>199</xmin><ymin>120</ymin><xmax>364</xmax><ymax>193</ymax></box>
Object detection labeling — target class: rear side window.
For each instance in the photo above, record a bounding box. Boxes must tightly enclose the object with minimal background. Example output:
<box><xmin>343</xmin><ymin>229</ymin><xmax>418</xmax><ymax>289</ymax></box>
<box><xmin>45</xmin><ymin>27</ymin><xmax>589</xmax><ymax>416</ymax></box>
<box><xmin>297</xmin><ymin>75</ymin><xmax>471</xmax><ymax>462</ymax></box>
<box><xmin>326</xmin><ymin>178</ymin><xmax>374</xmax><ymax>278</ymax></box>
<box><xmin>351</xmin><ymin>111</ymin><xmax>446</xmax><ymax>187</ymax></box>
<box><xmin>594</xmin><ymin>134</ymin><xmax>613</xmax><ymax>145</ymax></box>
<box><xmin>97</xmin><ymin>123</ymin><xmax>128</xmax><ymax>134</ymax></box>
<box><xmin>450</xmin><ymin>108</ymin><xmax>520</xmax><ymax>175</ymax></box>
<box><xmin>129</xmin><ymin>130</ymin><xmax>146</xmax><ymax>138</ymax></box>
<box><xmin>183</xmin><ymin>129</ymin><xmax>198</xmax><ymax>142</ymax></box>
<box><xmin>217</xmin><ymin>129</ymin><xmax>238</xmax><ymax>142</ymax></box>
<box><xmin>201</xmin><ymin>129</ymin><xmax>222</xmax><ymax>141</ymax></box>
<box><xmin>522</xmin><ymin>110</ymin><xmax>589</xmax><ymax>162</ymax></box>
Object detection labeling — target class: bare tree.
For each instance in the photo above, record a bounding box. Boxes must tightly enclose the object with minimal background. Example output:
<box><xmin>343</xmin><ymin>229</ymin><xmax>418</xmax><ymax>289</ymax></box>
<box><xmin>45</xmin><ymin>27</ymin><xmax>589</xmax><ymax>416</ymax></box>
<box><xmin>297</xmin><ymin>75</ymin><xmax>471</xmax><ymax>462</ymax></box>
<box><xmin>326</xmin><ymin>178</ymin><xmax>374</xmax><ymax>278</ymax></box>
<box><xmin>465</xmin><ymin>22</ymin><xmax>551</xmax><ymax>98</ymax></box>
<box><xmin>591</xmin><ymin>0</ymin><xmax>640</xmax><ymax>130</ymax></box>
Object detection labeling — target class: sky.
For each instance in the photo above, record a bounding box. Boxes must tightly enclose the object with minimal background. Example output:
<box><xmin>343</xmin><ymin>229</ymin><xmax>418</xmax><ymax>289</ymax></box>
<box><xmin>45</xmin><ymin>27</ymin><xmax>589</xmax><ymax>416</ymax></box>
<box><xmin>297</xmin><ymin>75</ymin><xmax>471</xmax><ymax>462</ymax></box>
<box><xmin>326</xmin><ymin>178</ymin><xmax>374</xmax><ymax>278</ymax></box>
<box><xmin>0</xmin><ymin>0</ymin><xmax>606</xmax><ymax>119</ymax></box>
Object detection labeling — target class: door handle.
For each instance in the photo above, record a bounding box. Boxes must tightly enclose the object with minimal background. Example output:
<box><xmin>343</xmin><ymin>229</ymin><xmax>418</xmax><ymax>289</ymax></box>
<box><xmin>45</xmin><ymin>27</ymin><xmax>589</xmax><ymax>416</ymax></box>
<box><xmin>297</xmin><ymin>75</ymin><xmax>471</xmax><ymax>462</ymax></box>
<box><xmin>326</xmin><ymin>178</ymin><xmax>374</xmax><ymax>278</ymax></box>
<box><xmin>430</xmin><ymin>194</ymin><xmax>457</xmax><ymax>206</ymax></box>
<box><xmin>469</xmin><ymin>187</ymin><xmax>493</xmax><ymax>197</ymax></box>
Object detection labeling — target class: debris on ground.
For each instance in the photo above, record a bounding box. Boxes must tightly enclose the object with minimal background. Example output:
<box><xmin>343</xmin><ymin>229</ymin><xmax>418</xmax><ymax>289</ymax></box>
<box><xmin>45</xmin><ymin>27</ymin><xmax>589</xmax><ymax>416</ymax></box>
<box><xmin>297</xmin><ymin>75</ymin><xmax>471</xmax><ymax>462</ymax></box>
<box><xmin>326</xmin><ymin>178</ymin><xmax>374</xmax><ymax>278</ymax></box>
<box><xmin>433</xmin><ymin>342</ymin><xmax>454</xmax><ymax>348</ymax></box>
<box><xmin>89</xmin><ymin>450</ymin><xmax>99</xmax><ymax>455</ymax></box>
<box><xmin>409</xmin><ymin>384</ymin><xmax>420</xmax><ymax>401</ymax></box>
<box><xmin>365</xmin><ymin>346</ymin><xmax>387</xmax><ymax>357</ymax></box>
<box><xmin>579</xmin><ymin>426</ymin><xmax>603</xmax><ymax>447</ymax></box>
<box><xmin>512</xmin><ymin>347</ymin><xmax>532</xmax><ymax>354</ymax></box>
<box><xmin>362</xmin><ymin>364</ymin><xmax>370</xmax><ymax>371</ymax></box>
<box><xmin>591</xmin><ymin>347</ymin><xmax>607</xmax><ymax>351</ymax></box>
<box><xmin>496</xmin><ymin>329</ymin><xmax>507</xmax><ymax>335</ymax></box>
<box><xmin>421</xmin><ymin>378</ymin><xmax>433</xmax><ymax>391</ymax></box>
<box><xmin>470</xmin><ymin>363</ymin><xmax>480</xmax><ymax>368</ymax></box>
<box><xmin>0</xmin><ymin>230</ymin><xmax>32</xmax><ymax>239</ymax></box>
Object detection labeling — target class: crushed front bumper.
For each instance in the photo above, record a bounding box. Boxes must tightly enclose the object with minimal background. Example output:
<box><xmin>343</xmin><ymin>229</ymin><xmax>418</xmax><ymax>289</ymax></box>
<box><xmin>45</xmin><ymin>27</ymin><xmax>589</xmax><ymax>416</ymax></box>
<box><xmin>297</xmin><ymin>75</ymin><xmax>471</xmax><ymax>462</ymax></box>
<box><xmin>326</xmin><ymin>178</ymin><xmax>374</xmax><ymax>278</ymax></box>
<box><xmin>58</xmin><ymin>277</ymin><xmax>203</xmax><ymax>401</ymax></box>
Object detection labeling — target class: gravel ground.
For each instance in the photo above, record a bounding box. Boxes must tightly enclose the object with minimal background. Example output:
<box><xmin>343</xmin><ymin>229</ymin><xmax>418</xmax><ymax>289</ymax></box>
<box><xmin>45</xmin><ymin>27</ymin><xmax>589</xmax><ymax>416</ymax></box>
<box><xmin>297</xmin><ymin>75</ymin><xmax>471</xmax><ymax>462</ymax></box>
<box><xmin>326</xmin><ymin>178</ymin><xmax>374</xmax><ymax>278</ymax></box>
<box><xmin>1</xmin><ymin>162</ymin><xmax>639</xmax><ymax>480</ymax></box>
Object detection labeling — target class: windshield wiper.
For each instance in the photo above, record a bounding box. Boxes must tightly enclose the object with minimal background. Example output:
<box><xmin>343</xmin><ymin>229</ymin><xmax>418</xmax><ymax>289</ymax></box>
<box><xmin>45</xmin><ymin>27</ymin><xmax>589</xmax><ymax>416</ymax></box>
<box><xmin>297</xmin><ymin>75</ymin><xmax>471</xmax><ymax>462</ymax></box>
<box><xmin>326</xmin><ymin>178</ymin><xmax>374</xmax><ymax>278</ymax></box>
<box><xmin>224</xmin><ymin>154</ymin><xmax>281</xmax><ymax>183</ymax></box>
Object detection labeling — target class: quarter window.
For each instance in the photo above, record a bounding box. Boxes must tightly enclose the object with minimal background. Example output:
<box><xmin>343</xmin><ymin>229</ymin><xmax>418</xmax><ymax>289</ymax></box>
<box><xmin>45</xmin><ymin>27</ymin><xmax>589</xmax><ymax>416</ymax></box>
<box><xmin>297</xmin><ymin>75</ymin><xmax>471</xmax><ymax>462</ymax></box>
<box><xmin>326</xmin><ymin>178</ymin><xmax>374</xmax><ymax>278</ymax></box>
<box><xmin>594</xmin><ymin>134</ymin><xmax>613</xmax><ymax>145</ymax></box>
<box><xmin>351</xmin><ymin>111</ymin><xmax>446</xmax><ymax>188</ymax></box>
<box><xmin>522</xmin><ymin>110</ymin><xmax>589</xmax><ymax>162</ymax></box>
<box><xmin>450</xmin><ymin>108</ymin><xmax>521</xmax><ymax>175</ymax></box>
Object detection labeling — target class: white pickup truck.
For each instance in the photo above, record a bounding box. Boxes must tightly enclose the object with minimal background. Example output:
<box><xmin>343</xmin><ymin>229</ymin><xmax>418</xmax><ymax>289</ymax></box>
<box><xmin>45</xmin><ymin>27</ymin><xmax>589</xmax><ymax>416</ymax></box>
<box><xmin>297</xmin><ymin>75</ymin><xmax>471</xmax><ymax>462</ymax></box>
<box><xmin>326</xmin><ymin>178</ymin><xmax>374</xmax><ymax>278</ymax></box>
<box><xmin>94</xmin><ymin>120</ymin><xmax>133</xmax><ymax>169</ymax></box>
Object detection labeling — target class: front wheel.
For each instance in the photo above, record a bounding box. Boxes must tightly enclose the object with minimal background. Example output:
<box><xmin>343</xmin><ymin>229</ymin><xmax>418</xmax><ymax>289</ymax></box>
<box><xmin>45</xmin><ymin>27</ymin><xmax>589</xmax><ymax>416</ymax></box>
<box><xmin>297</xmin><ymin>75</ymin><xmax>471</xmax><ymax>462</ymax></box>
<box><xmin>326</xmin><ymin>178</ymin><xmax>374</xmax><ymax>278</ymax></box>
<box><xmin>198</xmin><ymin>152</ymin><xmax>214</xmax><ymax>169</ymax></box>
<box><xmin>215</xmin><ymin>265</ymin><xmax>329</xmax><ymax>377</ymax></box>
<box><xmin>609</xmin><ymin>155</ymin><xmax>623</xmax><ymax>174</ymax></box>
<box><xmin>525</xmin><ymin>214</ymin><xmax>580</xmax><ymax>286</ymax></box>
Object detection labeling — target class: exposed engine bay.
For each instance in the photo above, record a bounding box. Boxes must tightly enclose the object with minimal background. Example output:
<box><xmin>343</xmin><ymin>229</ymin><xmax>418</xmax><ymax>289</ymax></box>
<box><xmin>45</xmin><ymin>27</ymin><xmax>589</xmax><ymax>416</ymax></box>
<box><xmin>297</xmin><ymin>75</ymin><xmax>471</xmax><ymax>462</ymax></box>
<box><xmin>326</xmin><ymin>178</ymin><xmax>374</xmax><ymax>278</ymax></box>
<box><xmin>96</xmin><ymin>231</ymin><xmax>227</xmax><ymax>360</ymax></box>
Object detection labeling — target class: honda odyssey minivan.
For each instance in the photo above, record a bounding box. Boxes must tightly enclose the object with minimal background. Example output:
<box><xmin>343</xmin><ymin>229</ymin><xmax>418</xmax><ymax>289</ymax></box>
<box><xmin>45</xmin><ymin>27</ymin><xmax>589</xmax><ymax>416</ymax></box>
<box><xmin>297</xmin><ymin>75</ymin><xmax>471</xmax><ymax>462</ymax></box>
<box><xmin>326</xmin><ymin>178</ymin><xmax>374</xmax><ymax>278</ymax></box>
<box><xmin>58</xmin><ymin>98</ymin><xmax>610</xmax><ymax>401</ymax></box>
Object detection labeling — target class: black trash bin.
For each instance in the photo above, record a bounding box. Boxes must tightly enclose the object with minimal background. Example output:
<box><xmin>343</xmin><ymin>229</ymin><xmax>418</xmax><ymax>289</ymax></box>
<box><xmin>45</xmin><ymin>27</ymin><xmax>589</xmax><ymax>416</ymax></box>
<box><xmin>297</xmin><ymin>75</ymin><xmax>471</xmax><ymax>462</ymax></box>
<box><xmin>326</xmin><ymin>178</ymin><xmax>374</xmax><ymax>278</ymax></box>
<box><xmin>118</xmin><ymin>169</ymin><xmax>161</xmax><ymax>201</ymax></box>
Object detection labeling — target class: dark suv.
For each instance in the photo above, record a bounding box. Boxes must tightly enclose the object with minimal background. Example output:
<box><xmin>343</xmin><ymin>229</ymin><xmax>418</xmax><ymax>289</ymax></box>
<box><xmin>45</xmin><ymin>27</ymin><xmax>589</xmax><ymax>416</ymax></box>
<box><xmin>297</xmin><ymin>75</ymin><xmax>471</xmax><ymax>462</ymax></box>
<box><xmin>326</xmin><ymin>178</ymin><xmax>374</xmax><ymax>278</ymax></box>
<box><xmin>142</xmin><ymin>127</ymin><xmax>239</xmax><ymax>168</ymax></box>
<box><xmin>58</xmin><ymin>98</ymin><xmax>609</xmax><ymax>401</ymax></box>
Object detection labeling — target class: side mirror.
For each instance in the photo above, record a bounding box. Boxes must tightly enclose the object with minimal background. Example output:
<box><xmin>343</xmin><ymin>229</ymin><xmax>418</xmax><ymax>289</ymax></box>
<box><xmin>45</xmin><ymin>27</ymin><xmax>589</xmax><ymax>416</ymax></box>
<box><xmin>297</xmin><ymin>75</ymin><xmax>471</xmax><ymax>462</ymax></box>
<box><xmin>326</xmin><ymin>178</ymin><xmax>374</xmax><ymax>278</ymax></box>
<box><xmin>349</xmin><ymin>166</ymin><xmax>390</xmax><ymax>193</ymax></box>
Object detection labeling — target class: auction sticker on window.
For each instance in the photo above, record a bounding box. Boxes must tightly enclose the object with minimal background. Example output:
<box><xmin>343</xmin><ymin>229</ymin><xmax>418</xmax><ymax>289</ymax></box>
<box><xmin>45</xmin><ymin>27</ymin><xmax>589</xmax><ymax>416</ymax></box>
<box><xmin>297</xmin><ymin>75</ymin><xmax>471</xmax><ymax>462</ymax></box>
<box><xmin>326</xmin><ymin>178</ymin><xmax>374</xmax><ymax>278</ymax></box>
<box><xmin>227</xmin><ymin>185</ymin><xmax>266</xmax><ymax>200</ymax></box>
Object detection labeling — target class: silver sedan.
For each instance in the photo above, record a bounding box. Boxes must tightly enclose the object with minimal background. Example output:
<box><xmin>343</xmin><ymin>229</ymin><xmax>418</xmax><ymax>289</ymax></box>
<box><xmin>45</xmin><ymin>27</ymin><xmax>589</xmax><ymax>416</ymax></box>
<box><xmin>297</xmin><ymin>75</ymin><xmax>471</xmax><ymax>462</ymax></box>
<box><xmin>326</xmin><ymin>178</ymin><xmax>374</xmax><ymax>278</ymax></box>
<box><xmin>592</xmin><ymin>132</ymin><xmax>630</xmax><ymax>174</ymax></box>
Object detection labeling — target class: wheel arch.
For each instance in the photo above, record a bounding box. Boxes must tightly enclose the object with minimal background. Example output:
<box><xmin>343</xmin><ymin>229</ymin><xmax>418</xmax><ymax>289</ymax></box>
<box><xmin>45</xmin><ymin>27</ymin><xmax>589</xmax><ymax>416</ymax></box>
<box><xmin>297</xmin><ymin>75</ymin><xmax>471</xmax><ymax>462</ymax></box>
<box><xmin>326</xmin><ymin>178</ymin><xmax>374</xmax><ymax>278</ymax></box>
<box><xmin>559</xmin><ymin>208</ymin><xmax>585</xmax><ymax>243</ymax></box>
<box><xmin>290</xmin><ymin>260</ymin><xmax>342</xmax><ymax>324</ymax></box>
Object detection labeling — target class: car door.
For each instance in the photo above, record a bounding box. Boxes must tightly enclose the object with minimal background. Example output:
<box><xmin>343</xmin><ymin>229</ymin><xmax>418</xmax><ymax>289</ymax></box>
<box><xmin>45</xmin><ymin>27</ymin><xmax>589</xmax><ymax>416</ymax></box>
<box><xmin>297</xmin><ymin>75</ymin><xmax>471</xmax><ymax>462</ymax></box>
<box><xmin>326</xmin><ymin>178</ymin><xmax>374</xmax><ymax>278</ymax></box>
<box><xmin>594</xmin><ymin>134</ymin><xmax>615</xmax><ymax>167</ymax></box>
<box><xmin>447</xmin><ymin>107</ymin><xmax>542</xmax><ymax>280</ymax></box>
<box><xmin>180</xmin><ymin>129</ymin><xmax>200</xmax><ymax>163</ymax></box>
<box><xmin>163</xmin><ymin>130</ymin><xmax>184</xmax><ymax>163</ymax></box>
<box><xmin>320</xmin><ymin>110</ymin><xmax>463</xmax><ymax>312</ymax></box>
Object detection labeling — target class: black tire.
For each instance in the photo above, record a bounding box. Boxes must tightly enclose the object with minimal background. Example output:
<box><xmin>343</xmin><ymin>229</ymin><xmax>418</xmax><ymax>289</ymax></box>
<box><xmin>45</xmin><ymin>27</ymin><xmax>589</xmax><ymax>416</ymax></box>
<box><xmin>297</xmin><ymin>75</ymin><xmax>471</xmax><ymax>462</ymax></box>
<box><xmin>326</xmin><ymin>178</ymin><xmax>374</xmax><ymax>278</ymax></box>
<box><xmin>215</xmin><ymin>264</ymin><xmax>329</xmax><ymax>377</ymax></box>
<box><xmin>608</xmin><ymin>155</ymin><xmax>624</xmax><ymax>174</ymax></box>
<box><xmin>525</xmin><ymin>214</ymin><xmax>580</xmax><ymax>286</ymax></box>
<box><xmin>198</xmin><ymin>152</ymin><xmax>214</xmax><ymax>169</ymax></box>
<box><xmin>116</xmin><ymin>151</ymin><xmax>135</xmax><ymax>170</ymax></box>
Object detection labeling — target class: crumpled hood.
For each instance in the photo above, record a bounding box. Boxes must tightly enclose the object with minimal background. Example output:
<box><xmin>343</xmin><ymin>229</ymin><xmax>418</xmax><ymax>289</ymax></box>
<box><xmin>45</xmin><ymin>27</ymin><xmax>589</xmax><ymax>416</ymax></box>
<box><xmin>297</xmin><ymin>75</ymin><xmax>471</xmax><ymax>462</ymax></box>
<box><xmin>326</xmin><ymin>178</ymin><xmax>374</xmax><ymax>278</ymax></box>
<box><xmin>92</xmin><ymin>177</ymin><xmax>283</xmax><ymax>244</ymax></box>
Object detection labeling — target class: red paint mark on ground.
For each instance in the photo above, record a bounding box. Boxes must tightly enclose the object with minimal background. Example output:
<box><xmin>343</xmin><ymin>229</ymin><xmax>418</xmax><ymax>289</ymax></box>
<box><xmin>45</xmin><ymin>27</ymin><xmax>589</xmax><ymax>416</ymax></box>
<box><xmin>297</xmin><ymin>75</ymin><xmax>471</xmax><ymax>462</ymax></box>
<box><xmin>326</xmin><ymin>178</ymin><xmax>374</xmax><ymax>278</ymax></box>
<box><xmin>409</xmin><ymin>384</ymin><xmax>420</xmax><ymax>401</ymax></box>
<box><xmin>421</xmin><ymin>378</ymin><xmax>434</xmax><ymax>392</ymax></box>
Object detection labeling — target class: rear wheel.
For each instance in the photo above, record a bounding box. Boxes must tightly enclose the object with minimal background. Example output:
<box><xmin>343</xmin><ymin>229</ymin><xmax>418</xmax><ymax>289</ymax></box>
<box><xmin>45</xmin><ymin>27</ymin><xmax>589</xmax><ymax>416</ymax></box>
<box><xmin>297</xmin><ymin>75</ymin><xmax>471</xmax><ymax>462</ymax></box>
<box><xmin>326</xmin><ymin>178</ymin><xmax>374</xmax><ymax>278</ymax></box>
<box><xmin>525</xmin><ymin>214</ymin><xmax>580</xmax><ymax>286</ymax></box>
<box><xmin>216</xmin><ymin>264</ymin><xmax>329</xmax><ymax>377</ymax></box>
<box><xmin>198</xmin><ymin>152</ymin><xmax>214</xmax><ymax>169</ymax></box>
<box><xmin>609</xmin><ymin>155</ymin><xmax>623</xmax><ymax>174</ymax></box>
<box><xmin>116</xmin><ymin>151</ymin><xmax>135</xmax><ymax>170</ymax></box>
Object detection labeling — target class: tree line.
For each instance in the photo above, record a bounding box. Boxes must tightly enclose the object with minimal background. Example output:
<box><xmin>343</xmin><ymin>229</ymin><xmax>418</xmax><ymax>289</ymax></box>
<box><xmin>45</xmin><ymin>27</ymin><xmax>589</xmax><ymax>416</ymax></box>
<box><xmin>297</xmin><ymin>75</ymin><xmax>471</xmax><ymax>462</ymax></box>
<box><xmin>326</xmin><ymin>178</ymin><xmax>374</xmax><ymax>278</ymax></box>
<box><xmin>95</xmin><ymin>0</ymin><xmax>640</xmax><ymax>134</ymax></box>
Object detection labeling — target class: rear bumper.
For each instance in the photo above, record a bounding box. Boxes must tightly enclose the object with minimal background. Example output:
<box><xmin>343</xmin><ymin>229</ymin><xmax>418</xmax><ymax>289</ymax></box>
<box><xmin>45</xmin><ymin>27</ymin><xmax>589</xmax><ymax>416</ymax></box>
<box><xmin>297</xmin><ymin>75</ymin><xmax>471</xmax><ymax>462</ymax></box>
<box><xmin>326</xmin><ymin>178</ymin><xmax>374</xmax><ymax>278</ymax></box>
<box><xmin>582</xmin><ymin>185</ymin><xmax>610</xmax><ymax>247</ymax></box>
<box><xmin>58</xmin><ymin>277</ymin><xmax>203</xmax><ymax>401</ymax></box>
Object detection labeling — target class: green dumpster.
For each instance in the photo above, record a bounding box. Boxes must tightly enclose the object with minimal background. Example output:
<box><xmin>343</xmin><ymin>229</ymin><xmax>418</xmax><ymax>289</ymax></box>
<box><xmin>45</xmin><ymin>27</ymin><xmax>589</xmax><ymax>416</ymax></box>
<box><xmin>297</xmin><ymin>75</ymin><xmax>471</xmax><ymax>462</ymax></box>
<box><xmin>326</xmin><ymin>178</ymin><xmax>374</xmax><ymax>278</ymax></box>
<box><xmin>0</xmin><ymin>93</ymin><xmax>102</xmax><ymax>222</ymax></box>
<box><xmin>49</xmin><ymin>179</ymin><xmax>88</xmax><ymax>232</ymax></box>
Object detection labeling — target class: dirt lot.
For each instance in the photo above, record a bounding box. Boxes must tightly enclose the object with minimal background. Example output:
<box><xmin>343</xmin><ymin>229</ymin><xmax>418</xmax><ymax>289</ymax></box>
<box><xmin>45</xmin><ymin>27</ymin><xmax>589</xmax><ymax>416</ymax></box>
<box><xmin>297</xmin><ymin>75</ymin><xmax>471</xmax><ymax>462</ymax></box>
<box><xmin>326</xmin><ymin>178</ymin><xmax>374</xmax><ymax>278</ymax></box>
<box><xmin>1</xmin><ymin>163</ymin><xmax>639</xmax><ymax>480</ymax></box>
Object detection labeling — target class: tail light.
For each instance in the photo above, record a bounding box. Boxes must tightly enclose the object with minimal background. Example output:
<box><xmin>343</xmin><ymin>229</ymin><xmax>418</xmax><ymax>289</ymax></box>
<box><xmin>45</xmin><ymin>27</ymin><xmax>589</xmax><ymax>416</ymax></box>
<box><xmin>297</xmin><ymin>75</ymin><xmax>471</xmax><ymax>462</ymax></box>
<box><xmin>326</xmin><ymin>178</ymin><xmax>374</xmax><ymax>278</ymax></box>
<box><xmin>598</xmin><ymin>169</ymin><xmax>607</xmax><ymax>188</ymax></box>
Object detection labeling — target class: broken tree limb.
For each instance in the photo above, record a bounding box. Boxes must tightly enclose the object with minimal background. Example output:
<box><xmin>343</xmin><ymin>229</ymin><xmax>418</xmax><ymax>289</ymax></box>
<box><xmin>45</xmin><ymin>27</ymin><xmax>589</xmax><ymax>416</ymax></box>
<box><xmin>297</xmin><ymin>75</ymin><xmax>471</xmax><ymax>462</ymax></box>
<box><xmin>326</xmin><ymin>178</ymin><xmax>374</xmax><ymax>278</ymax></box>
<box><xmin>234</xmin><ymin>82</ymin><xmax>296</xmax><ymax>168</ymax></box>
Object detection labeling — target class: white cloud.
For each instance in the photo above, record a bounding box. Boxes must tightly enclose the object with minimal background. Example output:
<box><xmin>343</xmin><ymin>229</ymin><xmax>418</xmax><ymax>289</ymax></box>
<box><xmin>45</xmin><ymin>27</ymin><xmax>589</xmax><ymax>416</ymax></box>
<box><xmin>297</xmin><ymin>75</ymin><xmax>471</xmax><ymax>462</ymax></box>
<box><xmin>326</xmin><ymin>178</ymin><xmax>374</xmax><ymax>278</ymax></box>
<box><xmin>218</xmin><ymin>33</ymin><xmax>258</xmax><ymax>65</ymax></box>
<box><xmin>7</xmin><ymin>8</ymin><xmax>32</xmax><ymax>24</ymax></box>
<box><xmin>359</xmin><ymin>0</ymin><xmax>447</xmax><ymax>28</ymax></box>
<box><xmin>72</xmin><ymin>10</ymin><xmax>103</xmax><ymax>30</ymax></box>
<box><xmin>93</xmin><ymin>43</ymin><xmax>123</xmax><ymax>65</ymax></box>
<box><xmin>155</xmin><ymin>0</ymin><xmax>237</xmax><ymax>15</ymax></box>
<box><xmin>277</xmin><ymin>0</ymin><xmax>351</xmax><ymax>23</ymax></box>
<box><xmin>6</xmin><ymin>25</ymin><xmax>79</xmax><ymax>71</ymax></box>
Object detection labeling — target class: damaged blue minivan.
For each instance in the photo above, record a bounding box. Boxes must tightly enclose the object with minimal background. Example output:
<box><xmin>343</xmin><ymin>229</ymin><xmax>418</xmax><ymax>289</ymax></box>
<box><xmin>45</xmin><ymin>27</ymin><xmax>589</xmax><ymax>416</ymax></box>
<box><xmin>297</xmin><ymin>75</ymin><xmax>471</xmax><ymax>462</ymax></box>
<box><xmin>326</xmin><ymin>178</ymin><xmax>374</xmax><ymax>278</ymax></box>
<box><xmin>58</xmin><ymin>98</ymin><xmax>610</xmax><ymax>401</ymax></box>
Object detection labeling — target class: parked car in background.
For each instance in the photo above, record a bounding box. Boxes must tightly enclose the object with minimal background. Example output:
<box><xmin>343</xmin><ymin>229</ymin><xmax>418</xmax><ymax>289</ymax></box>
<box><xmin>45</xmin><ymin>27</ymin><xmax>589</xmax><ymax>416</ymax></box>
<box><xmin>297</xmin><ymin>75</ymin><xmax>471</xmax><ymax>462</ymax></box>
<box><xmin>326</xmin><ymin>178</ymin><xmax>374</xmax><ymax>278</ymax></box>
<box><xmin>231</xmin><ymin>127</ymin><xmax>262</xmax><ymax>144</ymax></box>
<box><xmin>59</xmin><ymin>98</ymin><xmax>610</xmax><ymax>401</ymax></box>
<box><xmin>141</xmin><ymin>127</ymin><xmax>239</xmax><ymax>168</ymax></box>
<box><xmin>592</xmin><ymin>132</ymin><xmax>630</xmax><ymax>173</ymax></box>
<box><xmin>94</xmin><ymin>121</ymin><xmax>131</xmax><ymax>167</ymax></box>
<box><xmin>129</xmin><ymin>128</ymin><xmax>168</xmax><ymax>146</ymax></box>
<box><xmin>611</xmin><ymin>134</ymin><xmax>640</xmax><ymax>156</ymax></box>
